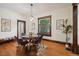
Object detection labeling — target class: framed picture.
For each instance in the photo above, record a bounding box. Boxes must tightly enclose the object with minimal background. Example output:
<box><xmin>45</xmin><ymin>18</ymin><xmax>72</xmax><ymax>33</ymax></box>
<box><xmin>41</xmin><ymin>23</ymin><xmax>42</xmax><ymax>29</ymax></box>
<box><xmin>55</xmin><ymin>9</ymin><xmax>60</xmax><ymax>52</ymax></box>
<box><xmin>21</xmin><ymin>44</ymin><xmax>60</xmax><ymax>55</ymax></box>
<box><xmin>1</xmin><ymin>18</ymin><xmax>11</xmax><ymax>32</ymax></box>
<box><xmin>38</xmin><ymin>15</ymin><xmax>51</xmax><ymax>36</ymax></box>
<box><xmin>56</xmin><ymin>19</ymin><xmax>64</xmax><ymax>30</ymax></box>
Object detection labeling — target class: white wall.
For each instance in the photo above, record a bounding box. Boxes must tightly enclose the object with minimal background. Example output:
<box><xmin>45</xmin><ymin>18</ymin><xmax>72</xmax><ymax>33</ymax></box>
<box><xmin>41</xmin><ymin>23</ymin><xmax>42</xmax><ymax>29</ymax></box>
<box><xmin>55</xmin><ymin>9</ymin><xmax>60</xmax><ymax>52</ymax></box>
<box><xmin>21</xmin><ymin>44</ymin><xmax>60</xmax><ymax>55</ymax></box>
<box><xmin>0</xmin><ymin>7</ymin><xmax>26</xmax><ymax>39</ymax></box>
<box><xmin>0</xmin><ymin>6</ymin><xmax>73</xmax><ymax>44</ymax></box>
<box><xmin>29</xmin><ymin>6</ymin><xmax>73</xmax><ymax>43</ymax></box>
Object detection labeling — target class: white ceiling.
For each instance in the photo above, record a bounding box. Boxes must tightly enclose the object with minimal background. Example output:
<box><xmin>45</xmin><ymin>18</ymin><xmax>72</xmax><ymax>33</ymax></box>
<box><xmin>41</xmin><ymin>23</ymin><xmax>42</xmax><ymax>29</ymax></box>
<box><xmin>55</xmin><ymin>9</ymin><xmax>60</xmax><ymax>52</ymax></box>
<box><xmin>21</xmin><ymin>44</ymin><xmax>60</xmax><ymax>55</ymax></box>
<box><xmin>0</xmin><ymin>3</ymin><xmax>72</xmax><ymax>16</ymax></box>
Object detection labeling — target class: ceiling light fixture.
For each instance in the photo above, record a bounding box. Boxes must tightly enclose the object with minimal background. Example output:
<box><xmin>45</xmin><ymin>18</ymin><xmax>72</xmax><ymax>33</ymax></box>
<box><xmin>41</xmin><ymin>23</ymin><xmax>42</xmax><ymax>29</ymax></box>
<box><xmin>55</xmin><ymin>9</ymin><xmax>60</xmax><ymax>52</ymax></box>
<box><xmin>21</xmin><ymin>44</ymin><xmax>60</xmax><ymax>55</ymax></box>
<box><xmin>30</xmin><ymin>4</ymin><xmax>34</xmax><ymax>21</ymax></box>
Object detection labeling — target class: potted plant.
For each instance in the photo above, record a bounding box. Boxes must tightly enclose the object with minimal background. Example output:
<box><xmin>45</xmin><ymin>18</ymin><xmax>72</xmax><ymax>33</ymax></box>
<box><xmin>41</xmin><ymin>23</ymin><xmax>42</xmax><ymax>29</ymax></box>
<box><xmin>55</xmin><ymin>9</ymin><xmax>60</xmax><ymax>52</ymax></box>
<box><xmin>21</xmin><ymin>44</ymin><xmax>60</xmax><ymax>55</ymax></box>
<box><xmin>62</xmin><ymin>19</ymin><xmax>72</xmax><ymax>49</ymax></box>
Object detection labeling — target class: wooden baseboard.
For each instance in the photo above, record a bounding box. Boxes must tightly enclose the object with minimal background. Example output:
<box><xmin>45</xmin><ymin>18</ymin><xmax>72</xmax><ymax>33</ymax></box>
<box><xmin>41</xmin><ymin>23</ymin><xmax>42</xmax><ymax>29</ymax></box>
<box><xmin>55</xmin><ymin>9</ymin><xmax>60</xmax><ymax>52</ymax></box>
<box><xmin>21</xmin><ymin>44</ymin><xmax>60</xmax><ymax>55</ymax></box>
<box><xmin>43</xmin><ymin>39</ymin><xmax>66</xmax><ymax>44</ymax></box>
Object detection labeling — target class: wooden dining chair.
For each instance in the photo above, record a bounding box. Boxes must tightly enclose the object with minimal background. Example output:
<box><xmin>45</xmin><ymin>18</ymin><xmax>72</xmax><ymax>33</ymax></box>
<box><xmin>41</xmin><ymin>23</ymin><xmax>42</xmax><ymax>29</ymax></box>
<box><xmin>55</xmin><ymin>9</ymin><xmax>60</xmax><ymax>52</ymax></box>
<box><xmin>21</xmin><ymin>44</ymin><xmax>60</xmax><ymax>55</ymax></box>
<box><xmin>32</xmin><ymin>34</ymin><xmax>43</xmax><ymax>46</ymax></box>
<box><xmin>16</xmin><ymin>38</ymin><xmax>29</xmax><ymax>47</ymax></box>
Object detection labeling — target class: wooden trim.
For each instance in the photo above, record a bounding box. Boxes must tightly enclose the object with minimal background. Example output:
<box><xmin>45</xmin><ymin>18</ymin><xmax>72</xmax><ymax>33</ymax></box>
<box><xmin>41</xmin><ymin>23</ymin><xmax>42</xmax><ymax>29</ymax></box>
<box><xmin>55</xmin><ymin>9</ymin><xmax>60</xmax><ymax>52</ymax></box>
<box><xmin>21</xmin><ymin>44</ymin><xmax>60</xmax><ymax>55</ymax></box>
<box><xmin>38</xmin><ymin>15</ymin><xmax>51</xmax><ymax>19</ymax></box>
<box><xmin>0</xmin><ymin>39</ymin><xmax>15</xmax><ymax>44</ymax></box>
<box><xmin>17</xmin><ymin>20</ymin><xmax>26</xmax><ymax>39</ymax></box>
<box><xmin>72</xmin><ymin>3</ymin><xmax>78</xmax><ymax>54</ymax></box>
<box><xmin>43</xmin><ymin>39</ymin><xmax>66</xmax><ymax>44</ymax></box>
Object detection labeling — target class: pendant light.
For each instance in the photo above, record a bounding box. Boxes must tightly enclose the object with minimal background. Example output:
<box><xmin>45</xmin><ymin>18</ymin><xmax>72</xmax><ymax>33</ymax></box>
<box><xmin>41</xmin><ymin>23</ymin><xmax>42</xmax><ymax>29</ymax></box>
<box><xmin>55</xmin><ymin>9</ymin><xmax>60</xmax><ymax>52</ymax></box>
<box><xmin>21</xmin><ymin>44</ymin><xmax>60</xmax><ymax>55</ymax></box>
<box><xmin>30</xmin><ymin>4</ymin><xmax>34</xmax><ymax>21</ymax></box>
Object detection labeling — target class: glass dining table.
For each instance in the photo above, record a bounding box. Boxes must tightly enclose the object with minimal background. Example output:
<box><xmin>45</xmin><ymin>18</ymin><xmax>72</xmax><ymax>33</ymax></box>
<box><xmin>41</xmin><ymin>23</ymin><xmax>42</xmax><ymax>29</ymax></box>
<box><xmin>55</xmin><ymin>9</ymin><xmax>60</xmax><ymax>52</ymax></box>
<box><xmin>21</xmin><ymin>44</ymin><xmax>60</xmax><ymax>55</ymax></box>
<box><xmin>21</xmin><ymin>34</ymin><xmax>38</xmax><ymax>55</ymax></box>
<box><xmin>22</xmin><ymin>34</ymin><xmax>38</xmax><ymax>42</ymax></box>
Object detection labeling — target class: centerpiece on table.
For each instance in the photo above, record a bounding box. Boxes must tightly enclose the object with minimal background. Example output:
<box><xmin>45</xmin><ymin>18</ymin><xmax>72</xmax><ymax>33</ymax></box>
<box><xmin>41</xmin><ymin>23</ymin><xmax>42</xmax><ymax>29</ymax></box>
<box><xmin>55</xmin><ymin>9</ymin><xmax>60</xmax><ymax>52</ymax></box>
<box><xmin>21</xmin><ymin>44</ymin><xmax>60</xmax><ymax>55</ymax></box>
<box><xmin>29</xmin><ymin>32</ymin><xmax>33</xmax><ymax>37</ymax></box>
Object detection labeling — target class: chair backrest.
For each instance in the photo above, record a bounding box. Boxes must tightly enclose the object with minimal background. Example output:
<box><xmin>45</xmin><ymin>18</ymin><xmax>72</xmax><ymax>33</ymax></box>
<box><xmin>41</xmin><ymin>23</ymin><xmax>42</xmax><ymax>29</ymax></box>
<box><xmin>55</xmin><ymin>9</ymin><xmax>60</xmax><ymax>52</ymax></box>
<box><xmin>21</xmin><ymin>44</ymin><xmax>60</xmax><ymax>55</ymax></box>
<box><xmin>35</xmin><ymin>34</ymin><xmax>43</xmax><ymax>44</ymax></box>
<box><xmin>17</xmin><ymin>38</ymin><xmax>28</xmax><ymax>46</ymax></box>
<box><xmin>37</xmin><ymin>33</ymin><xmax>41</xmax><ymax>37</ymax></box>
<box><xmin>21</xmin><ymin>33</ymin><xmax>25</xmax><ymax>36</ymax></box>
<box><xmin>38</xmin><ymin>35</ymin><xmax>43</xmax><ymax>42</ymax></box>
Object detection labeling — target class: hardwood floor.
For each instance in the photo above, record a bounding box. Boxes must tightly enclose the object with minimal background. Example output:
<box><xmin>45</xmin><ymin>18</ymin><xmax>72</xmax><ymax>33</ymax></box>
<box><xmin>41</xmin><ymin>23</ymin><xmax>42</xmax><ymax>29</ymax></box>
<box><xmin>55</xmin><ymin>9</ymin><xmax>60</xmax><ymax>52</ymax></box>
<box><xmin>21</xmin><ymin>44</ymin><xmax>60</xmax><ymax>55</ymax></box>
<box><xmin>0</xmin><ymin>41</ymin><xmax>17</xmax><ymax>56</ymax></box>
<box><xmin>0</xmin><ymin>40</ymin><xmax>78</xmax><ymax>56</ymax></box>
<box><xmin>41</xmin><ymin>40</ymin><xmax>77</xmax><ymax>56</ymax></box>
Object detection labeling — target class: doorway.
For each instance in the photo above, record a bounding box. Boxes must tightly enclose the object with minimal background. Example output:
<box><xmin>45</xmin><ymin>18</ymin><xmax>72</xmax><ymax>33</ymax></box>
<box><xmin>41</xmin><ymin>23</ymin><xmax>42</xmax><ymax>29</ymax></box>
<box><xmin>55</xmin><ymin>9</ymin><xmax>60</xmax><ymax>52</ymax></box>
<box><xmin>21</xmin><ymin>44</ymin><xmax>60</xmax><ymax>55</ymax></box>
<box><xmin>17</xmin><ymin>20</ymin><xmax>26</xmax><ymax>39</ymax></box>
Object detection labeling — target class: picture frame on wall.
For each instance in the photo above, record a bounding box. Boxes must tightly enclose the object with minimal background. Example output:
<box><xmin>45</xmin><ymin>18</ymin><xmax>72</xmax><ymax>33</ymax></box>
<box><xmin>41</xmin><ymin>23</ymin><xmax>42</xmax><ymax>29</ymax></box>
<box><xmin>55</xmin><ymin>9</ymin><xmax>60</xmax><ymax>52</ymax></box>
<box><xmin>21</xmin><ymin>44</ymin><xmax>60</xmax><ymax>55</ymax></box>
<box><xmin>38</xmin><ymin>15</ymin><xmax>51</xmax><ymax>36</ymax></box>
<box><xmin>1</xmin><ymin>18</ymin><xmax>11</xmax><ymax>32</ymax></box>
<box><xmin>56</xmin><ymin>19</ymin><xmax>64</xmax><ymax>30</ymax></box>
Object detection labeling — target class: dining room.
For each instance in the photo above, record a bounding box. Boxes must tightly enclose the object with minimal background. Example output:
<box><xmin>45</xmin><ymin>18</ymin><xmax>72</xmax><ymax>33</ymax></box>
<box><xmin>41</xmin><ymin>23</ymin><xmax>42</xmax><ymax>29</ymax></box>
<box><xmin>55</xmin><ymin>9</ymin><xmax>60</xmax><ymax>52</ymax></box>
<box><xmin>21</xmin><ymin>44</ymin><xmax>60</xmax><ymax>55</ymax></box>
<box><xmin>0</xmin><ymin>3</ymin><xmax>78</xmax><ymax>56</ymax></box>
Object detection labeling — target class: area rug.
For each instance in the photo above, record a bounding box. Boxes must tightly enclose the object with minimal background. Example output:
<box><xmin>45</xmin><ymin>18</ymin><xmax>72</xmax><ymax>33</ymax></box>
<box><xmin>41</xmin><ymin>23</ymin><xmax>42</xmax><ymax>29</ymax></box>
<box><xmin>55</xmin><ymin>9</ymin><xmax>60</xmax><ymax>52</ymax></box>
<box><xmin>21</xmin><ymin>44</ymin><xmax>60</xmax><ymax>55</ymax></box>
<box><xmin>37</xmin><ymin>44</ymin><xmax>48</xmax><ymax>56</ymax></box>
